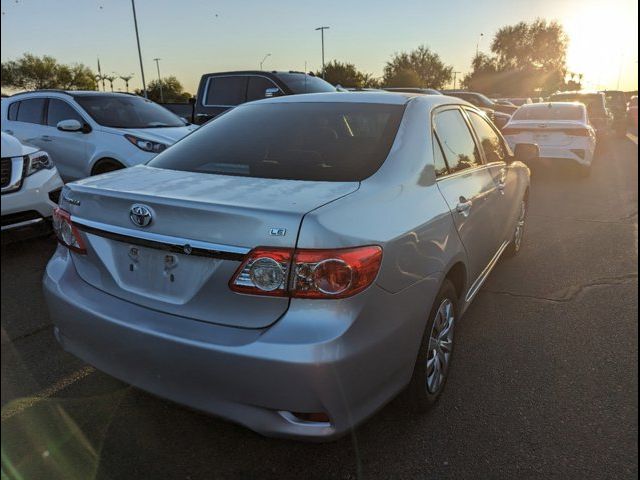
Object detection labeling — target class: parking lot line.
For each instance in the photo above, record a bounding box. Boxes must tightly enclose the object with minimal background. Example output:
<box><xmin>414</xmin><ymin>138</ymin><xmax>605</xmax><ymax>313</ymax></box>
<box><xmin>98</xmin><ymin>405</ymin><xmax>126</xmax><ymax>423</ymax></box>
<box><xmin>1</xmin><ymin>365</ymin><xmax>95</xmax><ymax>422</ymax></box>
<box><xmin>627</xmin><ymin>132</ymin><xmax>638</xmax><ymax>145</ymax></box>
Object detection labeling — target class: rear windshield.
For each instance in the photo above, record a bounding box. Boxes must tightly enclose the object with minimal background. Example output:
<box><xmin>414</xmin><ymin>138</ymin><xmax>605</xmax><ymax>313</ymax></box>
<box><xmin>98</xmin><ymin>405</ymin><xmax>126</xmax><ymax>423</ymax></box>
<box><xmin>549</xmin><ymin>94</ymin><xmax>605</xmax><ymax>113</ymax></box>
<box><xmin>74</xmin><ymin>95</ymin><xmax>185</xmax><ymax>128</ymax></box>
<box><xmin>276</xmin><ymin>73</ymin><xmax>337</xmax><ymax>94</ymax></box>
<box><xmin>148</xmin><ymin>102</ymin><xmax>405</xmax><ymax>181</ymax></box>
<box><xmin>512</xmin><ymin>104</ymin><xmax>584</xmax><ymax>121</ymax></box>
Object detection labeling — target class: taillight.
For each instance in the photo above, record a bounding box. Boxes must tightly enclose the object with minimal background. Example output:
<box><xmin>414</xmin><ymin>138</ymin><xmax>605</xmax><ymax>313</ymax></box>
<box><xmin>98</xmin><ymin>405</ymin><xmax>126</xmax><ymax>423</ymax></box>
<box><xmin>229</xmin><ymin>245</ymin><xmax>382</xmax><ymax>299</ymax></box>
<box><xmin>52</xmin><ymin>208</ymin><xmax>87</xmax><ymax>254</ymax></box>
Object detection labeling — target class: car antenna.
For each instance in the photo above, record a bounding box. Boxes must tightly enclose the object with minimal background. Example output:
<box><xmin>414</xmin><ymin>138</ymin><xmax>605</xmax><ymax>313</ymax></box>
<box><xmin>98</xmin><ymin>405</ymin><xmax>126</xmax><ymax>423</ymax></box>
<box><xmin>304</xmin><ymin>61</ymin><xmax>307</xmax><ymax>92</ymax></box>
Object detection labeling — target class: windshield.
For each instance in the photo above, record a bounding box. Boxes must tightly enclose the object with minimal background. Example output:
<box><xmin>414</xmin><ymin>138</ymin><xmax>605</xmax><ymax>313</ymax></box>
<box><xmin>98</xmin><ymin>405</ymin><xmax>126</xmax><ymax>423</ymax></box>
<box><xmin>74</xmin><ymin>95</ymin><xmax>185</xmax><ymax>128</ymax></box>
<box><xmin>276</xmin><ymin>73</ymin><xmax>337</xmax><ymax>94</ymax></box>
<box><xmin>512</xmin><ymin>103</ymin><xmax>584</xmax><ymax>121</ymax></box>
<box><xmin>149</xmin><ymin>102</ymin><xmax>404</xmax><ymax>181</ymax></box>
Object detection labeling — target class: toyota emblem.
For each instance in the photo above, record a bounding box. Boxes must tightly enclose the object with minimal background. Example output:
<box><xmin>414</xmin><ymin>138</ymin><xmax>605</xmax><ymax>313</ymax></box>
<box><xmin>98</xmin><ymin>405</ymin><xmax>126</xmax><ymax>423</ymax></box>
<box><xmin>129</xmin><ymin>204</ymin><xmax>153</xmax><ymax>227</ymax></box>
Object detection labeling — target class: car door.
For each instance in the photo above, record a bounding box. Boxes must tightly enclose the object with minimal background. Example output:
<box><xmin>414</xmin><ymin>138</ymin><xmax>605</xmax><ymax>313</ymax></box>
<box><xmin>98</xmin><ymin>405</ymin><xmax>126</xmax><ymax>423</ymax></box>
<box><xmin>246</xmin><ymin>75</ymin><xmax>283</xmax><ymax>102</ymax></box>
<box><xmin>43</xmin><ymin>98</ymin><xmax>89</xmax><ymax>181</ymax></box>
<box><xmin>464</xmin><ymin>108</ymin><xmax>517</xmax><ymax>244</ymax></box>
<box><xmin>432</xmin><ymin>106</ymin><xmax>504</xmax><ymax>289</ymax></box>
<box><xmin>3</xmin><ymin>98</ymin><xmax>48</xmax><ymax>149</ymax></box>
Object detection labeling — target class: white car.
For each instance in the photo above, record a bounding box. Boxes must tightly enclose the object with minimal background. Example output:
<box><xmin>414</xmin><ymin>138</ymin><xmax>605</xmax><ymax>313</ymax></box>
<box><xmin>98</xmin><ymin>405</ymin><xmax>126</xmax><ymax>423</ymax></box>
<box><xmin>1</xmin><ymin>91</ymin><xmax>198</xmax><ymax>182</ymax></box>
<box><xmin>502</xmin><ymin>102</ymin><xmax>596</xmax><ymax>176</ymax></box>
<box><xmin>1</xmin><ymin>132</ymin><xmax>63</xmax><ymax>238</ymax></box>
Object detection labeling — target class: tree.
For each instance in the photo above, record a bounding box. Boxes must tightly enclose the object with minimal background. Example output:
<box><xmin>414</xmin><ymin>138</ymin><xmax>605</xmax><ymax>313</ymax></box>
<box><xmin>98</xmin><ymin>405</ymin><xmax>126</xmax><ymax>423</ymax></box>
<box><xmin>1</xmin><ymin>53</ymin><xmax>97</xmax><ymax>91</ymax></box>
<box><xmin>463</xmin><ymin>19</ymin><xmax>569</xmax><ymax>96</ymax></box>
<box><xmin>314</xmin><ymin>60</ymin><xmax>380</xmax><ymax>88</ymax></box>
<box><xmin>383</xmin><ymin>68</ymin><xmax>423</xmax><ymax>88</ymax></box>
<box><xmin>136</xmin><ymin>76</ymin><xmax>191</xmax><ymax>103</ymax></box>
<box><xmin>383</xmin><ymin>45</ymin><xmax>453</xmax><ymax>88</ymax></box>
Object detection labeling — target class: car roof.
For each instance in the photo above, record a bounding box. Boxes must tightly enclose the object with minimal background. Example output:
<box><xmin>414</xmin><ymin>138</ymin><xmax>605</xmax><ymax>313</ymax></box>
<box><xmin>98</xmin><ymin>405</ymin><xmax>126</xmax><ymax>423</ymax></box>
<box><xmin>201</xmin><ymin>70</ymin><xmax>313</xmax><ymax>78</ymax></box>
<box><xmin>8</xmin><ymin>90</ymin><xmax>137</xmax><ymax>98</ymax></box>
<box><xmin>248</xmin><ymin>91</ymin><xmax>470</xmax><ymax>107</ymax></box>
<box><xmin>518</xmin><ymin>101</ymin><xmax>585</xmax><ymax>108</ymax></box>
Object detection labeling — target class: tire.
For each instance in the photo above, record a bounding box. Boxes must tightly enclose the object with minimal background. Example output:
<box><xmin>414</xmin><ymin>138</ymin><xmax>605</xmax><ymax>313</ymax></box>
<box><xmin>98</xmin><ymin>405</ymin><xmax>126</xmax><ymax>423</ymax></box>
<box><xmin>91</xmin><ymin>159</ymin><xmax>125</xmax><ymax>176</ymax></box>
<box><xmin>504</xmin><ymin>196</ymin><xmax>528</xmax><ymax>257</ymax></box>
<box><xmin>407</xmin><ymin>279</ymin><xmax>458</xmax><ymax>412</ymax></box>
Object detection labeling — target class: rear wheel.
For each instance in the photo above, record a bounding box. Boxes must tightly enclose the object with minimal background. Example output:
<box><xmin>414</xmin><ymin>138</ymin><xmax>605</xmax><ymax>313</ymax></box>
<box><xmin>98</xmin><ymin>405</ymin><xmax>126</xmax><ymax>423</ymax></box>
<box><xmin>91</xmin><ymin>159</ymin><xmax>125</xmax><ymax>176</ymax></box>
<box><xmin>504</xmin><ymin>197</ymin><xmax>527</xmax><ymax>257</ymax></box>
<box><xmin>407</xmin><ymin>279</ymin><xmax>457</xmax><ymax>412</ymax></box>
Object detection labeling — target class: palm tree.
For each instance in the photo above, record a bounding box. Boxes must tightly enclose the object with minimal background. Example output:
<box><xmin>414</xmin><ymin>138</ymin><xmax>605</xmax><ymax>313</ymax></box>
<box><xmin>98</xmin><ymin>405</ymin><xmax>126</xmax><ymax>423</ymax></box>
<box><xmin>118</xmin><ymin>73</ymin><xmax>134</xmax><ymax>93</ymax></box>
<box><xmin>104</xmin><ymin>74</ymin><xmax>117</xmax><ymax>92</ymax></box>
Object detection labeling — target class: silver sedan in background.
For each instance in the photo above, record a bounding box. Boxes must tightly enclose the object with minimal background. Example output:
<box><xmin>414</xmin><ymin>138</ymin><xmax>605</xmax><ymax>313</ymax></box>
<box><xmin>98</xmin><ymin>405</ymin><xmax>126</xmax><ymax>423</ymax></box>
<box><xmin>43</xmin><ymin>92</ymin><xmax>535</xmax><ymax>441</ymax></box>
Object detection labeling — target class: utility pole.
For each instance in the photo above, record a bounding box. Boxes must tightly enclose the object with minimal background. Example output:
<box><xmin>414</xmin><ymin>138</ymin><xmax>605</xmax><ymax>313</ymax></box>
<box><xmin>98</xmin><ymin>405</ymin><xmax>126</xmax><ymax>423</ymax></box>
<box><xmin>315</xmin><ymin>26</ymin><xmax>330</xmax><ymax>78</ymax></box>
<box><xmin>453</xmin><ymin>71</ymin><xmax>461</xmax><ymax>89</ymax></box>
<box><xmin>131</xmin><ymin>0</ymin><xmax>147</xmax><ymax>98</ymax></box>
<box><xmin>153</xmin><ymin>58</ymin><xmax>163</xmax><ymax>102</ymax></box>
<box><xmin>260</xmin><ymin>53</ymin><xmax>271</xmax><ymax>70</ymax></box>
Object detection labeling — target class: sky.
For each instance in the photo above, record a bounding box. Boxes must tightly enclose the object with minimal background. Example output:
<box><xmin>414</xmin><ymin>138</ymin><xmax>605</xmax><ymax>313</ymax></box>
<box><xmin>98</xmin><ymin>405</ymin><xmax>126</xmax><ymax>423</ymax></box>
<box><xmin>1</xmin><ymin>0</ymin><xmax>638</xmax><ymax>94</ymax></box>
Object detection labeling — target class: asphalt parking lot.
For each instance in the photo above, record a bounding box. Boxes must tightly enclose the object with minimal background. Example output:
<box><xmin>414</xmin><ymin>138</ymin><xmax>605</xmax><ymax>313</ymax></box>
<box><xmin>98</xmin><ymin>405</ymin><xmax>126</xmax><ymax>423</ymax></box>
<box><xmin>1</xmin><ymin>135</ymin><xmax>638</xmax><ymax>480</ymax></box>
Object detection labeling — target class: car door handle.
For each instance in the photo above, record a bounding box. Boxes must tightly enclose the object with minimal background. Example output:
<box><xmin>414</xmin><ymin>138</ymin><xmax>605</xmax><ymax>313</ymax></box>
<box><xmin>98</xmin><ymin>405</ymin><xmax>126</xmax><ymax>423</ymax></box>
<box><xmin>40</xmin><ymin>135</ymin><xmax>53</xmax><ymax>142</ymax></box>
<box><xmin>456</xmin><ymin>198</ymin><xmax>473</xmax><ymax>217</ymax></box>
<box><xmin>4</xmin><ymin>129</ymin><xmax>13</xmax><ymax>135</ymax></box>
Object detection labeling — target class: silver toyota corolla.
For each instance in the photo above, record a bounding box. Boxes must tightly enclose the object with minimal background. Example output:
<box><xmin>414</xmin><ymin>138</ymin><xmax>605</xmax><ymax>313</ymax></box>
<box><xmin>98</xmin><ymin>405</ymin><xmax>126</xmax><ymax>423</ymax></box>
<box><xmin>43</xmin><ymin>92</ymin><xmax>535</xmax><ymax>441</ymax></box>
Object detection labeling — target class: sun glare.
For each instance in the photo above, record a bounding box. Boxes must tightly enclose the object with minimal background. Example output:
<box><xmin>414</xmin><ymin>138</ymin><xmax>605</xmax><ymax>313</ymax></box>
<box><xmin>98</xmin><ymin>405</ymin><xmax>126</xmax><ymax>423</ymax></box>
<box><xmin>564</xmin><ymin>5</ymin><xmax>638</xmax><ymax>90</ymax></box>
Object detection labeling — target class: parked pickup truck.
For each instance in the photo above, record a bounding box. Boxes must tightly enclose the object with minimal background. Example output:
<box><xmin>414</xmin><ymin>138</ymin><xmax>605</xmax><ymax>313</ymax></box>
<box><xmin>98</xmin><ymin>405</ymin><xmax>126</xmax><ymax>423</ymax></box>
<box><xmin>192</xmin><ymin>70</ymin><xmax>336</xmax><ymax>124</ymax></box>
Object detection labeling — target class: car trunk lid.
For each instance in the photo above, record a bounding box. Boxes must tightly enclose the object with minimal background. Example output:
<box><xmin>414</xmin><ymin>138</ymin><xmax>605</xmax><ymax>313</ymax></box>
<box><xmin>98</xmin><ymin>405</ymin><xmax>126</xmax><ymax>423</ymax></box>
<box><xmin>62</xmin><ymin>165</ymin><xmax>359</xmax><ymax>328</ymax></box>
<box><xmin>503</xmin><ymin>120</ymin><xmax>589</xmax><ymax>146</ymax></box>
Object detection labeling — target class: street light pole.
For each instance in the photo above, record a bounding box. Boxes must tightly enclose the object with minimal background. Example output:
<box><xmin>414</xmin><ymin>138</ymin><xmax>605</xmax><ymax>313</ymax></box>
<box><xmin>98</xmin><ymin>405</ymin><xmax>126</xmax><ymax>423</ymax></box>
<box><xmin>315</xmin><ymin>26</ymin><xmax>329</xmax><ymax>78</ymax></box>
<box><xmin>153</xmin><ymin>58</ymin><xmax>163</xmax><ymax>102</ymax></box>
<box><xmin>475</xmin><ymin>32</ymin><xmax>484</xmax><ymax>58</ymax></box>
<box><xmin>131</xmin><ymin>0</ymin><xmax>147</xmax><ymax>98</ymax></box>
<box><xmin>452</xmin><ymin>71</ymin><xmax>461</xmax><ymax>89</ymax></box>
<box><xmin>260</xmin><ymin>53</ymin><xmax>271</xmax><ymax>70</ymax></box>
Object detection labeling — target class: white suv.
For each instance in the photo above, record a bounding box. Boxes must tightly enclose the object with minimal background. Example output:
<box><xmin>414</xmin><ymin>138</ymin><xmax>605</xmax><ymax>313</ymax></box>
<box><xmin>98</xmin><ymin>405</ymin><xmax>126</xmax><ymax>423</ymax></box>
<box><xmin>1</xmin><ymin>132</ymin><xmax>63</xmax><ymax>238</ymax></box>
<box><xmin>1</xmin><ymin>91</ymin><xmax>198</xmax><ymax>182</ymax></box>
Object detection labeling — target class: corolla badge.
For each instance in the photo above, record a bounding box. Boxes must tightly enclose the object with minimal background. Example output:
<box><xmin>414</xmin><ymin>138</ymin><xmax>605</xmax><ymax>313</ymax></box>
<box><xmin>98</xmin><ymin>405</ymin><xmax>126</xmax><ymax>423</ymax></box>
<box><xmin>129</xmin><ymin>204</ymin><xmax>153</xmax><ymax>227</ymax></box>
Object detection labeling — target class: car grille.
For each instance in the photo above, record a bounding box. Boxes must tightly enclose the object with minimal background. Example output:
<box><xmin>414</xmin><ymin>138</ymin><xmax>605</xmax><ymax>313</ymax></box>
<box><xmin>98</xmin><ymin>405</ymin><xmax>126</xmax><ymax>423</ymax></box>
<box><xmin>1</xmin><ymin>157</ymin><xmax>11</xmax><ymax>188</ymax></box>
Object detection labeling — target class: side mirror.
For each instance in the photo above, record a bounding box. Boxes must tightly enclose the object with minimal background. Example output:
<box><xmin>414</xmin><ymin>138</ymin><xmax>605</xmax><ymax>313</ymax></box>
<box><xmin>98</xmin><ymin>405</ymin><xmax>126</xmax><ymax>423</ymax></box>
<box><xmin>513</xmin><ymin>143</ymin><xmax>539</xmax><ymax>163</ymax></box>
<box><xmin>188</xmin><ymin>97</ymin><xmax>196</xmax><ymax>105</ymax></box>
<box><xmin>264</xmin><ymin>87</ymin><xmax>281</xmax><ymax>98</ymax></box>
<box><xmin>57</xmin><ymin>119</ymin><xmax>85</xmax><ymax>133</ymax></box>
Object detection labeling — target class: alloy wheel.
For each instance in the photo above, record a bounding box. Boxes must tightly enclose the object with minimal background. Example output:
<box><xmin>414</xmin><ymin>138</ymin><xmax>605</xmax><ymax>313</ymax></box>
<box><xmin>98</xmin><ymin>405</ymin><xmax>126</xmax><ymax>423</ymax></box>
<box><xmin>426</xmin><ymin>298</ymin><xmax>455</xmax><ymax>394</ymax></box>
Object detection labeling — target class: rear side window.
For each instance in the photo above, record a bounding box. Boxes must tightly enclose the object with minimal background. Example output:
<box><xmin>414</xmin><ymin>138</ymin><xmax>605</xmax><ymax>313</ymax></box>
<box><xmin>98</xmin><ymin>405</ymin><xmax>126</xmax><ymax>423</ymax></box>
<box><xmin>433</xmin><ymin>109</ymin><xmax>482</xmax><ymax>173</ymax></box>
<box><xmin>246</xmin><ymin>76</ymin><xmax>280</xmax><ymax>102</ymax></box>
<box><xmin>47</xmin><ymin>99</ymin><xmax>84</xmax><ymax>127</ymax></box>
<box><xmin>149</xmin><ymin>102</ymin><xmax>405</xmax><ymax>182</ymax></box>
<box><xmin>7</xmin><ymin>102</ymin><xmax>20</xmax><ymax>120</ymax></box>
<box><xmin>16</xmin><ymin>98</ymin><xmax>46</xmax><ymax>124</ymax></box>
<box><xmin>204</xmin><ymin>76</ymin><xmax>247</xmax><ymax>106</ymax></box>
<box><xmin>466</xmin><ymin>110</ymin><xmax>508</xmax><ymax>164</ymax></box>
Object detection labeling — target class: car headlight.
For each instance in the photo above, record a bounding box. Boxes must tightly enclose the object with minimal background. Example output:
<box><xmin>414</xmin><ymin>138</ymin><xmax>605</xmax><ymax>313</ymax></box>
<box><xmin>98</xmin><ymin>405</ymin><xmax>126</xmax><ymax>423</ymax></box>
<box><xmin>24</xmin><ymin>151</ymin><xmax>54</xmax><ymax>177</ymax></box>
<box><xmin>124</xmin><ymin>134</ymin><xmax>167</xmax><ymax>153</ymax></box>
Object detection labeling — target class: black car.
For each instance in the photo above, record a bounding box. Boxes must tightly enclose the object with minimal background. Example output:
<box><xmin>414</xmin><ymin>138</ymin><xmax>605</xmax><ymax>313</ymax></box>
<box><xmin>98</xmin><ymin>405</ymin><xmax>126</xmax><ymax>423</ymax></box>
<box><xmin>441</xmin><ymin>90</ymin><xmax>518</xmax><ymax>115</ymax></box>
<box><xmin>193</xmin><ymin>71</ymin><xmax>336</xmax><ymax>124</ymax></box>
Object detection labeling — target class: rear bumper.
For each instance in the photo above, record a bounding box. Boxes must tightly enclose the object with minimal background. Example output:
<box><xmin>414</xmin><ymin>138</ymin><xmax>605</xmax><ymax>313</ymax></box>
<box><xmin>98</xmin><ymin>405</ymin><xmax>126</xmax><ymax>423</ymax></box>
<box><xmin>43</xmin><ymin>246</ymin><xmax>439</xmax><ymax>441</ymax></box>
<box><xmin>537</xmin><ymin>145</ymin><xmax>594</xmax><ymax>167</ymax></box>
